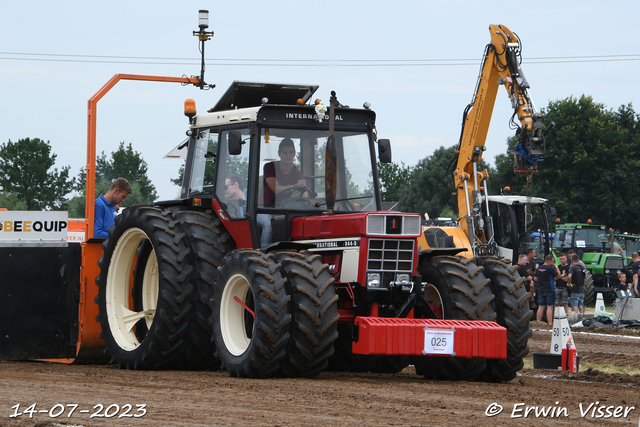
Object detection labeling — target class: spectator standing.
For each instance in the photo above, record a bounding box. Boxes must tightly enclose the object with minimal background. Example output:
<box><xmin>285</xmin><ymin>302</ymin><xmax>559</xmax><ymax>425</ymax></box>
<box><xmin>567</xmin><ymin>249</ymin><xmax>587</xmax><ymax>271</ymax></box>
<box><xmin>617</xmin><ymin>272</ymin><xmax>629</xmax><ymax>292</ymax></box>
<box><xmin>631</xmin><ymin>252</ymin><xmax>640</xmax><ymax>297</ymax></box>
<box><xmin>566</xmin><ymin>254</ymin><xmax>587</xmax><ymax>315</ymax></box>
<box><xmin>534</xmin><ymin>255</ymin><xmax>561</xmax><ymax>324</ymax></box>
<box><xmin>610</xmin><ymin>235</ymin><xmax>623</xmax><ymax>256</ymax></box>
<box><xmin>524</xmin><ymin>249</ymin><xmax>537</xmax><ymax>305</ymax></box>
<box><xmin>517</xmin><ymin>254</ymin><xmax>535</xmax><ymax>307</ymax></box>
<box><xmin>555</xmin><ymin>253</ymin><xmax>571</xmax><ymax>313</ymax></box>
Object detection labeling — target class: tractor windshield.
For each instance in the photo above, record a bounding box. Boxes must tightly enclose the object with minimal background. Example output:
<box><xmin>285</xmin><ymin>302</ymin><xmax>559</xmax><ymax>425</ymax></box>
<box><xmin>552</xmin><ymin>227</ymin><xmax>609</xmax><ymax>251</ymax></box>
<box><xmin>257</xmin><ymin>128</ymin><xmax>376</xmax><ymax>213</ymax></box>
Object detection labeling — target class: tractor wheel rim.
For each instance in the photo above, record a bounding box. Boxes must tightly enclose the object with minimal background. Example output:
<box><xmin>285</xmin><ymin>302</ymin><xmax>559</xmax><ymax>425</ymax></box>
<box><xmin>220</xmin><ymin>273</ymin><xmax>251</xmax><ymax>356</ymax></box>
<box><xmin>424</xmin><ymin>283</ymin><xmax>444</xmax><ymax>319</ymax></box>
<box><xmin>106</xmin><ymin>227</ymin><xmax>158</xmax><ymax>351</ymax></box>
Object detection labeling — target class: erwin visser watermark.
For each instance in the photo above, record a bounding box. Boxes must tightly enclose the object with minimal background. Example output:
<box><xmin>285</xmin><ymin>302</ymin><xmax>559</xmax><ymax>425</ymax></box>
<box><xmin>485</xmin><ymin>402</ymin><xmax>636</xmax><ymax>419</ymax></box>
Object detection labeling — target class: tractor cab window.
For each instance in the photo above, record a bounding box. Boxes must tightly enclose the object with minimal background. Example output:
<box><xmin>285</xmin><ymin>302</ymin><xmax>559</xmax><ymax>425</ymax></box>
<box><xmin>188</xmin><ymin>129</ymin><xmax>218</xmax><ymax>194</ymax></box>
<box><xmin>574</xmin><ymin>228</ymin><xmax>607</xmax><ymax>250</ymax></box>
<box><xmin>214</xmin><ymin>129</ymin><xmax>251</xmax><ymax>219</ymax></box>
<box><xmin>511</xmin><ymin>203</ymin><xmax>547</xmax><ymax>263</ymax></box>
<box><xmin>553</xmin><ymin>229</ymin><xmax>574</xmax><ymax>250</ymax></box>
<box><xmin>489</xmin><ymin>201</ymin><xmax>513</xmax><ymax>249</ymax></box>
<box><xmin>257</xmin><ymin>128</ymin><xmax>376</xmax><ymax>213</ymax></box>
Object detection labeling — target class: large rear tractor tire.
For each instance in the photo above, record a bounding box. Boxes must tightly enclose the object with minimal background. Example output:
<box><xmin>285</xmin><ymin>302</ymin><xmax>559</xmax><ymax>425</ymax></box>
<box><xmin>210</xmin><ymin>250</ymin><xmax>291</xmax><ymax>378</ymax></box>
<box><xmin>275</xmin><ymin>250</ymin><xmax>339</xmax><ymax>377</ymax></box>
<box><xmin>414</xmin><ymin>256</ymin><xmax>496</xmax><ymax>381</ymax></box>
<box><xmin>477</xmin><ymin>256</ymin><xmax>532</xmax><ymax>382</ymax></box>
<box><xmin>96</xmin><ymin>206</ymin><xmax>194</xmax><ymax>369</ymax></box>
<box><xmin>171</xmin><ymin>208</ymin><xmax>235</xmax><ymax>370</ymax></box>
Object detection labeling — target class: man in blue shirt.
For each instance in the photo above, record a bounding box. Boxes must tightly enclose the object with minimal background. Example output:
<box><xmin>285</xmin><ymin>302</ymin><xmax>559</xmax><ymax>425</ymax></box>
<box><xmin>94</xmin><ymin>178</ymin><xmax>131</xmax><ymax>238</ymax></box>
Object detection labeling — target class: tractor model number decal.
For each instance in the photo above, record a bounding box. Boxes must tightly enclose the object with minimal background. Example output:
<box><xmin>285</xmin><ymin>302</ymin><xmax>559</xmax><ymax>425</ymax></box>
<box><xmin>313</xmin><ymin>239</ymin><xmax>359</xmax><ymax>249</ymax></box>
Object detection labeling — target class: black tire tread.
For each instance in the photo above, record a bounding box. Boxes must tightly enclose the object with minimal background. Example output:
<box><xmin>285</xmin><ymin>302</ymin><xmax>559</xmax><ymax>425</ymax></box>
<box><xmin>171</xmin><ymin>208</ymin><xmax>235</xmax><ymax>370</ymax></box>
<box><xmin>275</xmin><ymin>250</ymin><xmax>339</xmax><ymax>377</ymax></box>
<box><xmin>415</xmin><ymin>255</ymin><xmax>496</xmax><ymax>381</ymax></box>
<box><xmin>211</xmin><ymin>249</ymin><xmax>291</xmax><ymax>378</ymax></box>
<box><xmin>477</xmin><ymin>256</ymin><xmax>533</xmax><ymax>382</ymax></box>
<box><xmin>583</xmin><ymin>273</ymin><xmax>595</xmax><ymax>307</ymax></box>
<box><xmin>95</xmin><ymin>206</ymin><xmax>194</xmax><ymax>370</ymax></box>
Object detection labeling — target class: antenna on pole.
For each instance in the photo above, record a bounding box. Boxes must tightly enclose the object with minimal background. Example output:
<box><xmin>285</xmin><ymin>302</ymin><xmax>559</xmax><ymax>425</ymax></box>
<box><xmin>192</xmin><ymin>10</ymin><xmax>215</xmax><ymax>90</ymax></box>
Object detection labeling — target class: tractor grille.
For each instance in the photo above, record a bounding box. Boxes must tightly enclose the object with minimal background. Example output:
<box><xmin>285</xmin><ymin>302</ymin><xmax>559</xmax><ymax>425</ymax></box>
<box><xmin>605</xmin><ymin>257</ymin><xmax>623</xmax><ymax>270</ymax></box>
<box><xmin>366</xmin><ymin>214</ymin><xmax>421</xmax><ymax>236</ymax></box>
<box><xmin>367</xmin><ymin>239</ymin><xmax>415</xmax><ymax>286</ymax></box>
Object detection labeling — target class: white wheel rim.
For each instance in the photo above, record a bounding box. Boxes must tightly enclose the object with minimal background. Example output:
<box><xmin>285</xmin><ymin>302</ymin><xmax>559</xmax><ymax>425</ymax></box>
<box><xmin>219</xmin><ymin>273</ymin><xmax>251</xmax><ymax>356</ymax></box>
<box><xmin>105</xmin><ymin>227</ymin><xmax>158</xmax><ymax>351</ymax></box>
<box><xmin>424</xmin><ymin>283</ymin><xmax>444</xmax><ymax>319</ymax></box>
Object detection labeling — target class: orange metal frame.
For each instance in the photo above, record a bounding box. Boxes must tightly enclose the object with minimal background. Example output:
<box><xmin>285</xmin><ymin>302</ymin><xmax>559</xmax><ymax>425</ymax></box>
<box><xmin>85</xmin><ymin>74</ymin><xmax>198</xmax><ymax>237</ymax></box>
<box><xmin>73</xmin><ymin>74</ymin><xmax>199</xmax><ymax>361</ymax></box>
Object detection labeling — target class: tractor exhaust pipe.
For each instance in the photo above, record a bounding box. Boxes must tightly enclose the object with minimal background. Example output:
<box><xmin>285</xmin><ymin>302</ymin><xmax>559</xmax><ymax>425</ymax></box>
<box><xmin>325</xmin><ymin>91</ymin><xmax>338</xmax><ymax>214</ymax></box>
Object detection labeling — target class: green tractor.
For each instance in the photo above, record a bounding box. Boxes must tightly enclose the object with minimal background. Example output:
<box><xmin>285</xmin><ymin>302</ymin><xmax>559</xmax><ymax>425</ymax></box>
<box><xmin>551</xmin><ymin>222</ymin><xmax>624</xmax><ymax>305</ymax></box>
<box><xmin>613</xmin><ymin>232</ymin><xmax>640</xmax><ymax>279</ymax></box>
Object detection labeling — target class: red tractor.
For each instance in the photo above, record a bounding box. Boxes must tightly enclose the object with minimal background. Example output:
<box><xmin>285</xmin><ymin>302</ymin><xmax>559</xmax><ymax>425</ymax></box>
<box><xmin>93</xmin><ymin>81</ymin><xmax>528</xmax><ymax>381</ymax></box>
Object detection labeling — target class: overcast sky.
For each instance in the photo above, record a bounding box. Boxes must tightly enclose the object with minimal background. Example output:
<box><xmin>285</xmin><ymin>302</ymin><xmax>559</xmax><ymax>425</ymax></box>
<box><xmin>1</xmin><ymin>1</ymin><xmax>639</xmax><ymax>201</ymax></box>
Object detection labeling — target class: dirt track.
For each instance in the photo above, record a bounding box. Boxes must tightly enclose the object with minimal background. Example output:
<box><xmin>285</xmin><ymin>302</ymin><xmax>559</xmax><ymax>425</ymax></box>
<box><xmin>1</xmin><ymin>325</ymin><xmax>639</xmax><ymax>427</ymax></box>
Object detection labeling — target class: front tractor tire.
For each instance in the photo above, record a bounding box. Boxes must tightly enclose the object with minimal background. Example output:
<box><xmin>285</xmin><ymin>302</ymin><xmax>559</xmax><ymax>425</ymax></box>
<box><xmin>477</xmin><ymin>256</ymin><xmax>532</xmax><ymax>382</ymax></box>
<box><xmin>96</xmin><ymin>206</ymin><xmax>194</xmax><ymax>369</ymax></box>
<box><xmin>415</xmin><ymin>255</ymin><xmax>497</xmax><ymax>381</ymax></box>
<box><xmin>211</xmin><ymin>250</ymin><xmax>291</xmax><ymax>378</ymax></box>
<box><xmin>275</xmin><ymin>250</ymin><xmax>340</xmax><ymax>377</ymax></box>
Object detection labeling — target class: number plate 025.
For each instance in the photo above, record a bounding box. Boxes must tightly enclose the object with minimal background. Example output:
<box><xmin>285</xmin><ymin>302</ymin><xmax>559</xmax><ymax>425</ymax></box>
<box><xmin>422</xmin><ymin>328</ymin><xmax>455</xmax><ymax>356</ymax></box>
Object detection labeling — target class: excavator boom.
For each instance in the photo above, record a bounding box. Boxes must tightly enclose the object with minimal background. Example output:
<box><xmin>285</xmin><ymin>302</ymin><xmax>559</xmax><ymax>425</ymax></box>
<box><xmin>453</xmin><ymin>24</ymin><xmax>552</xmax><ymax>255</ymax></box>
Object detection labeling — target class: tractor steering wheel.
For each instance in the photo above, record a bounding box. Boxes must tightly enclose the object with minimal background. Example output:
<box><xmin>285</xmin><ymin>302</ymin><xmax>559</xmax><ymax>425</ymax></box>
<box><xmin>271</xmin><ymin>185</ymin><xmax>313</xmax><ymax>206</ymax></box>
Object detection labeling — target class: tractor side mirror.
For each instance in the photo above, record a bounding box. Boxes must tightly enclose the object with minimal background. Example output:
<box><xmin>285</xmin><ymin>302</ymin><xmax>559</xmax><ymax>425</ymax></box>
<box><xmin>549</xmin><ymin>207</ymin><xmax>557</xmax><ymax>224</ymax></box>
<box><xmin>229</xmin><ymin>130</ymin><xmax>243</xmax><ymax>155</ymax></box>
<box><xmin>377</xmin><ymin>139</ymin><xmax>392</xmax><ymax>163</ymax></box>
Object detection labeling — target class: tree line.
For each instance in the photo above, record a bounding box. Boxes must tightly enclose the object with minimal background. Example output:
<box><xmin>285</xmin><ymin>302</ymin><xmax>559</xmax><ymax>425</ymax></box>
<box><xmin>383</xmin><ymin>95</ymin><xmax>640</xmax><ymax>234</ymax></box>
<box><xmin>0</xmin><ymin>141</ymin><xmax>158</xmax><ymax>217</ymax></box>
<box><xmin>2</xmin><ymin>95</ymin><xmax>639</xmax><ymax>233</ymax></box>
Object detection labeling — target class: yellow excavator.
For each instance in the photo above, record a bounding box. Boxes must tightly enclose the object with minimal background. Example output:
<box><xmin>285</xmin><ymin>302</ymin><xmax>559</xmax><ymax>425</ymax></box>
<box><xmin>418</xmin><ymin>24</ymin><xmax>554</xmax><ymax>263</ymax></box>
<box><xmin>414</xmin><ymin>24</ymin><xmax>554</xmax><ymax>382</ymax></box>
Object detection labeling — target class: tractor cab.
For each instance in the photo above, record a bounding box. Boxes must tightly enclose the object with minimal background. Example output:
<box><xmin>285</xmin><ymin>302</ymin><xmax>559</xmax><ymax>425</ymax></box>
<box><xmin>486</xmin><ymin>195</ymin><xmax>552</xmax><ymax>265</ymax></box>
<box><xmin>175</xmin><ymin>81</ymin><xmax>389</xmax><ymax>249</ymax></box>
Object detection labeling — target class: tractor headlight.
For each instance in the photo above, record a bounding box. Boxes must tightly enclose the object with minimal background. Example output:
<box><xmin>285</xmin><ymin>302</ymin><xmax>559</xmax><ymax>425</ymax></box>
<box><xmin>367</xmin><ymin>273</ymin><xmax>381</xmax><ymax>287</ymax></box>
<box><xmin>397</xmin><ymin>274</ymin><xmax>411</xmax><ymax>285</ymax></box>
<box><xmin>605</xmin><ymin>269</ymin><xmax>610</xmax><ymax>274</ymax></box>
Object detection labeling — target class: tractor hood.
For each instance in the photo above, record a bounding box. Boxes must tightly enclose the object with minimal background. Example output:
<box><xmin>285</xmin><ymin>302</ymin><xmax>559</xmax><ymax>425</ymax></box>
<box><xmin>291</xmin><ymin>212</ymin><xmax>422</xmax><ymax>240</ymax></box>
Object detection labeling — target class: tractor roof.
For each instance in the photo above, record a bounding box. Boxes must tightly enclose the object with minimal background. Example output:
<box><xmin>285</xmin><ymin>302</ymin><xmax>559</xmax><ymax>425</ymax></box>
<box><xmin>485</xmin><ymin>195</ymin><xmax>548</xmax><ymax>205</ymax></box>
<box><xmin>209</xmin><ymin>81</ymin><xmax>319</xmax><ymax>112</ymax></box>
<box><xmin>556</xmin><ymin>223</ymin><xmax>606</xmax><ymax>229</ymax></box>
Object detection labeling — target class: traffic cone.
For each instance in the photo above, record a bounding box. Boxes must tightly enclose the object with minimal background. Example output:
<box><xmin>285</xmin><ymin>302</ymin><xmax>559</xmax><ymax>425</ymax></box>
<box><xmin>550</xmin><ymin>306</ymin><xmax>576</xmax><ymax>355</ymax></box>
<box><xmin>595</xmin><ymin>293</ymin><xmax>607</xmax><ymax>313</ymax></box>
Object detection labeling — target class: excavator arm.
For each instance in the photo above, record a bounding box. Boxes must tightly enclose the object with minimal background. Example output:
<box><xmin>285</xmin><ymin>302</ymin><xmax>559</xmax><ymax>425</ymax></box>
<box><xmin>453</xmin><ymin>24</ymin><xmax>553</xmax><ymax>256</ymax></box>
